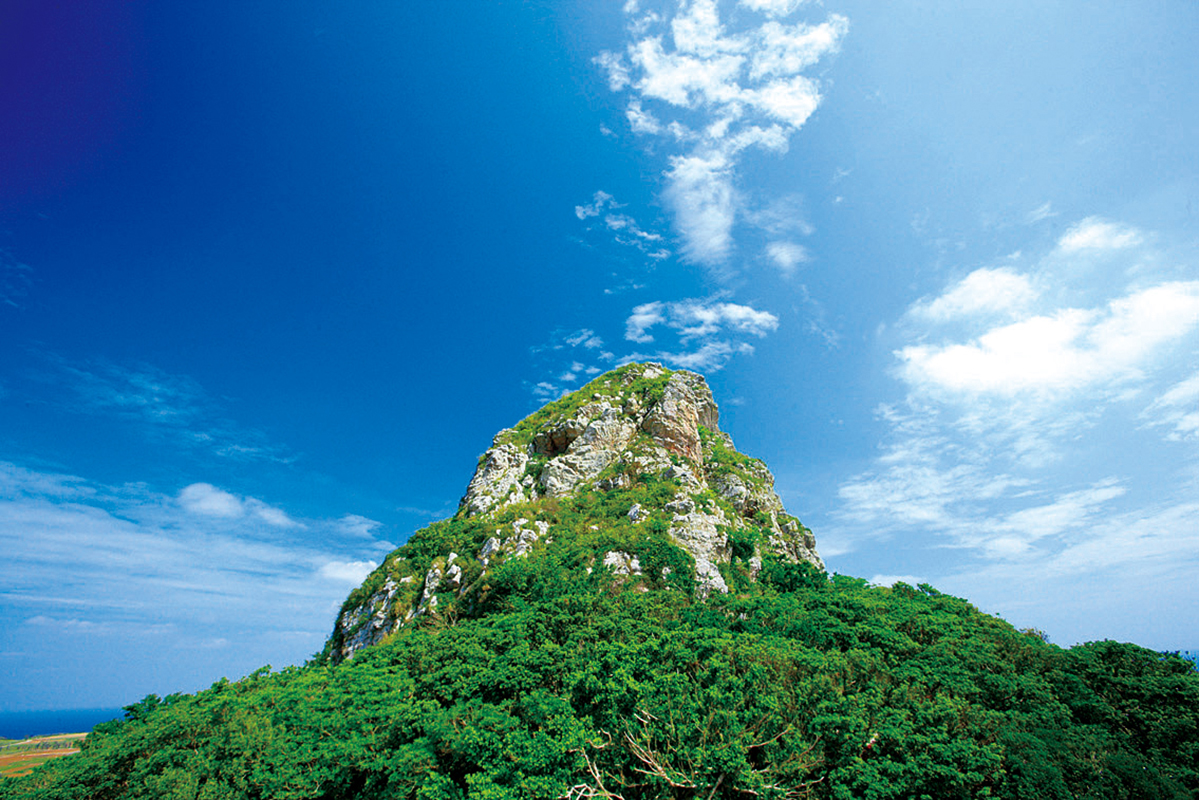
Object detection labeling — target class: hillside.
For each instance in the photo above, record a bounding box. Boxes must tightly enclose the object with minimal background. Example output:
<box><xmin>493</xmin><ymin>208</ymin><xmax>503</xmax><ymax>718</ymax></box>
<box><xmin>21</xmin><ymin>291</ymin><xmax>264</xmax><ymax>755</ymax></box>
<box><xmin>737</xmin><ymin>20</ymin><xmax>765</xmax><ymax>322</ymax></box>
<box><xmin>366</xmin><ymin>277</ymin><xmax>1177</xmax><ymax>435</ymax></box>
<box><xmin>2</xmin><ymin>363</ymin><xmax>1196</xmax><ymax>799</ymax></box>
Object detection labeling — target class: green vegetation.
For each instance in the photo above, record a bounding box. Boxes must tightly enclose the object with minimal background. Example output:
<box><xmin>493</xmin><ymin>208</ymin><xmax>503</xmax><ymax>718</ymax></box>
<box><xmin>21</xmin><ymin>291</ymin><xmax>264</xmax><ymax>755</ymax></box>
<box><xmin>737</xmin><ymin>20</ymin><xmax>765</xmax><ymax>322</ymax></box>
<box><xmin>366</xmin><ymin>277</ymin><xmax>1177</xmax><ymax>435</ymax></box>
<box><xmin>494</xmin><ymin>364</ymin><xmax>671</xmax><ymax>450</ymax></box>
<box><xmin>698</xmin><ymin>425</ymin><xmax>764</xmax><ymax>480</ymax></box>
<box><xmin>4</xmin><ymin>561</ymin><xmax>1195</xmax><ymax>798</ymax></box>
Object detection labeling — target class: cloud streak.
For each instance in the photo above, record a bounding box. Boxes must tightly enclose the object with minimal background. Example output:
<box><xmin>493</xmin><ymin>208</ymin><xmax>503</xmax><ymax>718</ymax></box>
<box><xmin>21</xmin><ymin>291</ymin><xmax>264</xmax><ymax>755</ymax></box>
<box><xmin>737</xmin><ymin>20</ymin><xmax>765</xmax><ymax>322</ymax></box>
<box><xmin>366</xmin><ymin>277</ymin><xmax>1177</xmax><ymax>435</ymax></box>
<box><xmin>575</xmin><ymin>191</ymin><xmax>671</xmax><ymax>260</ymax></box>
<box><xmin>0</xmin><ymin>461</ymin><xmax>387</xmax><ymax>644</ymax></box>
<box><xmin>33</xmin><ymin>355</ymin><xmax>291</xmax><ymax>463</ymax></box>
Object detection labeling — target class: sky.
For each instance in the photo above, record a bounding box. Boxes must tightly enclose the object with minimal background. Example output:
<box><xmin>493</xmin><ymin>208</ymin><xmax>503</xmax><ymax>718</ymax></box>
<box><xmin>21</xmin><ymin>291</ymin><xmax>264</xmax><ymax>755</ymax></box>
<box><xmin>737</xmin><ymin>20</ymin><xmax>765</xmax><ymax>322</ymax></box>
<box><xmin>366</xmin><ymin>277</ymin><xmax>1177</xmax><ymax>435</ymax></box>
<box><xmin>0</xmin><ymin>0</ymin><xmax>1195</xmax><ymax>711</ymax></box>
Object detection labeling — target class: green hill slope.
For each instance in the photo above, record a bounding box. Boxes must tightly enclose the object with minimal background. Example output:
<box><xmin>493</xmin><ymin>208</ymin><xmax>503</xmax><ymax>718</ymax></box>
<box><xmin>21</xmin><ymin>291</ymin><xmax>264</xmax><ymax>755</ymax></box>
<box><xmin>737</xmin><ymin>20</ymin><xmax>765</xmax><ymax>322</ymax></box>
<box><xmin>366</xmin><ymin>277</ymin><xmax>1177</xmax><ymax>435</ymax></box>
<box><xmin>4</xmin><ymin>364</ymin><xmax>1195</xmax><ymax>799</ymax></box>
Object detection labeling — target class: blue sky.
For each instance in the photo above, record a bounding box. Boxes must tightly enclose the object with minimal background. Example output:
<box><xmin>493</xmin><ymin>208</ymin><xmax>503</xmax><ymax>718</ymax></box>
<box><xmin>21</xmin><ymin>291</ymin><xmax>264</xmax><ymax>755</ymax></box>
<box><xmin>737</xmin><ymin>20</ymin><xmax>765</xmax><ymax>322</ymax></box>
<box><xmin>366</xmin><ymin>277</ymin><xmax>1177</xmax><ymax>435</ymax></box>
<box><xmin>0</xmin><ymin>0</ymin><xmax>1195</xmax><ymax>710</ymax></box>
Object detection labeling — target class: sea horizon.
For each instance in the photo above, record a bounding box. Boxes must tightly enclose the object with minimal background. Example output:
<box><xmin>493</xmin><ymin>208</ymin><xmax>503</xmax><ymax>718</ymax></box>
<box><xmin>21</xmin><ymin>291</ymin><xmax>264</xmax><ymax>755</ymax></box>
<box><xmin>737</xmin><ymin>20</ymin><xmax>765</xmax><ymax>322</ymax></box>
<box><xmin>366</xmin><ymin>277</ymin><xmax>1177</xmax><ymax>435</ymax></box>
<box><xmin>0</xmin><ymin>708</ymin><xmax>125</xmax><ymax>741</ymax></box>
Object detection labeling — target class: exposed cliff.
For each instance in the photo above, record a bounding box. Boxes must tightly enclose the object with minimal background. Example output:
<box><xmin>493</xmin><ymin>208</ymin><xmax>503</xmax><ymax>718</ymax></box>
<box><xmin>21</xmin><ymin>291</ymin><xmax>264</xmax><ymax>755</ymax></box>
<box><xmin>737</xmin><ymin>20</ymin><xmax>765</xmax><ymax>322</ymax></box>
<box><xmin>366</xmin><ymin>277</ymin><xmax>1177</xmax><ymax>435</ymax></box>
<box><xmin>329</xmin><ymin>362</ymin><xmax>821</xmax><ymax>662</ymax></box>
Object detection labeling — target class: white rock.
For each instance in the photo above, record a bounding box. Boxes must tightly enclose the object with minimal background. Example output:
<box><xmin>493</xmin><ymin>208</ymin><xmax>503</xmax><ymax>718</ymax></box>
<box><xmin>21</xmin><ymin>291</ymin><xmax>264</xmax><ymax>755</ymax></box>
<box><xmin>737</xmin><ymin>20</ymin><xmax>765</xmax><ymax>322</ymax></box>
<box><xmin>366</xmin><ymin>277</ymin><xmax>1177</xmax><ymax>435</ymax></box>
<box><xmin>461</xmin><ymin>444</ymin><xmax>529</xmax><ymax>516</ymax></box>
<box><xmin>601</xmin><ymin>550</ymin><xmax>643</xmax><ymax>576</ymax></box>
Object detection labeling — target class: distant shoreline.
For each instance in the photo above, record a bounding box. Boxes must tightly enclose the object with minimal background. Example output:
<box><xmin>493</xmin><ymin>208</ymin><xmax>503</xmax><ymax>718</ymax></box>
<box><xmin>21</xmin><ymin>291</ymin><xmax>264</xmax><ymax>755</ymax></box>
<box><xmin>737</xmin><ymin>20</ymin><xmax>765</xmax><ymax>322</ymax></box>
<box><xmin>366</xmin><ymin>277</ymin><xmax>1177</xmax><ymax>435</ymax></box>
<box><xmin>0</xmin><ymin>709</ymin><xmax>124</xmax><ymax>741</ymax></box>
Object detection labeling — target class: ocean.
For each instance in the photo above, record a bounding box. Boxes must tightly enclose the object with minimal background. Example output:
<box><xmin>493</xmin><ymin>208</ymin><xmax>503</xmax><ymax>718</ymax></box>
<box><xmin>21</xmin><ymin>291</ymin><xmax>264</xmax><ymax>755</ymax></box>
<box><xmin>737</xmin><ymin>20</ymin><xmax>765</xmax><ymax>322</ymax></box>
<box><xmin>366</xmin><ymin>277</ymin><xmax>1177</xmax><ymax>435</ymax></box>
<box><xmin>0</xmin><ymin>708</ymin><xmax>124</xmax><ymax>740</ymax></box>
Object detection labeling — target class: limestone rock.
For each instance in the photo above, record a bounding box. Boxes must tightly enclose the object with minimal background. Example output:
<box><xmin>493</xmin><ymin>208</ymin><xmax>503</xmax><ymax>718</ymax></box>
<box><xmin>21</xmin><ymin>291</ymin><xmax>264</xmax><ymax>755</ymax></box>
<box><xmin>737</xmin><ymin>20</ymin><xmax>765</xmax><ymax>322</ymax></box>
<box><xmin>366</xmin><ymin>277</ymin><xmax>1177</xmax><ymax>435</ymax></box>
<box><xmin>639</xmin><ymin>372</ymin><xmax>719</xmax><ymax>464</ymax></box>
<box><xmin>602</xmin><ymin>550</ymin><xmax>642</xmax><ymax>576</ymax></box>
<box><xmin>540</xmin><ymin>410</ymin><xmax>637</xmax><ymax>497</ymax></box>
<box><xmin>331</xmin><ymin>361</ymin><xmax>824</xmax><ymax>662</ymax></box>
<box><xmin>668</xmin><ymin>508</ymin><xmax>731</xmax><ymax>596</ymax></box>
<box><xmin>461</xmin><ymin>443</ymin><xmax>528</xmax><ymax>516</ymax></box>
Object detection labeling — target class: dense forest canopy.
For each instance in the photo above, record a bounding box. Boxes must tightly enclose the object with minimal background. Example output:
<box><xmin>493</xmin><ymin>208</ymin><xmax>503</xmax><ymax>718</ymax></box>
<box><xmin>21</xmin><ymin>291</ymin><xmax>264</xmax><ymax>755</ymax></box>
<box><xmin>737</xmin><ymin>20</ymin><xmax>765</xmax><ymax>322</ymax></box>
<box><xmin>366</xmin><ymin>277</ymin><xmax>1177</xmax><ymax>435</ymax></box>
<box><xmin>3</xmin><ymin>555</ymin><xmax>1195</xmax><ymax>798</ymax></box>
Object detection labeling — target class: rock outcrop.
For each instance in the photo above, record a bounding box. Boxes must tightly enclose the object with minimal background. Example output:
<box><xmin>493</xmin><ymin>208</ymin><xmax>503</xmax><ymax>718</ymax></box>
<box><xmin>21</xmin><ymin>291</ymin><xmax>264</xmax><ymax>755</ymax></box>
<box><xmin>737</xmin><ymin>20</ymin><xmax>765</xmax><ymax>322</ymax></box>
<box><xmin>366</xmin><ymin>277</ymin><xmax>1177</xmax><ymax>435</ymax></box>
<box><xmin>329</xmin><ymin>362</ymin><xmax>822</xmax><ymax>662</ymax></box>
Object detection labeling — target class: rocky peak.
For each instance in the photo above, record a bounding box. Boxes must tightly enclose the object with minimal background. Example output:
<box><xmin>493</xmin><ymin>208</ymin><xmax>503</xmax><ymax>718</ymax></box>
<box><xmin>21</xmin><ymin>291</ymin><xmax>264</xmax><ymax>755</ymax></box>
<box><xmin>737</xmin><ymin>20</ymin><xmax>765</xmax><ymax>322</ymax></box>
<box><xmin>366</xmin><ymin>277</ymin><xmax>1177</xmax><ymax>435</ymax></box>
<box><xmin>328</xmin><ymin>362</ymin><xmax>822</xmax><ymax>662</ymax></box>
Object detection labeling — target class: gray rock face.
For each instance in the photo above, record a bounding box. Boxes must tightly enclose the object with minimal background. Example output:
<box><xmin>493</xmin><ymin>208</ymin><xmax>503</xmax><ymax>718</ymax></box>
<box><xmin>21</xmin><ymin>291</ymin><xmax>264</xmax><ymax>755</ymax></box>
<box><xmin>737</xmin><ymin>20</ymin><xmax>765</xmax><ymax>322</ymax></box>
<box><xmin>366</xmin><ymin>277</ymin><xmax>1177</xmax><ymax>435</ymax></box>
<box><xmin>332</xmin><ymin>362</ymin><xmax>823</xmax><ymax>662</ymax></box>
<box><xmin>461</xmin><ymin>443</ymin><xmax>529</xmax><ymax>516</ymax></box>
<box><xmin>337</xmin><ymin>577</ymin><xmax>403</xmax><ymax>661</ymax></box>
<box><xmin>639</xmin><ymin>371</ymin><xmax>719</xmax><ymax>464</ymax></box>
<box><xmin>669</xmin><ymin>507</ymin><xmax>731</xmax><ymax>595</ymax></box>
<box><xmin>540</xmin><ymin>408</ymin><xmax>638</xmax><ymax>498</ymax></box>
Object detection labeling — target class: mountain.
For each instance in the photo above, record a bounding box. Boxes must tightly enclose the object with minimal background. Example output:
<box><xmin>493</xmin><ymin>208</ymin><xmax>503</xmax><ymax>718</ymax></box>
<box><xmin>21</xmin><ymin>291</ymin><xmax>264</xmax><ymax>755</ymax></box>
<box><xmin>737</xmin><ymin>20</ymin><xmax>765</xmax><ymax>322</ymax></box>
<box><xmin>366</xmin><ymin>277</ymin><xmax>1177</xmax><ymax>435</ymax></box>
<box><xmin>329</xmin><ymin>362</ymin><xmax>821</xmax><ymax>662</ymax></box>
<box><xmin>2</xmin><ymin>364</ymin><xmax>1195</xmax><ymax>800</ymax></box>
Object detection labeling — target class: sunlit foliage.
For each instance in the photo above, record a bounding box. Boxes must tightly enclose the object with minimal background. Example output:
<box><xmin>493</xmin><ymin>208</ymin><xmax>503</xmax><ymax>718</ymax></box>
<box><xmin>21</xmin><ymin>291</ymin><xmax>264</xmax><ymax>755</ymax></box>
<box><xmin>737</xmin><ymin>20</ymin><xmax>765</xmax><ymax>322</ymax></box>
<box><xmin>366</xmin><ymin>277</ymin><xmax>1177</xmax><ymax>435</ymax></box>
<box><xmin>3</xmin><ymin>557</ymin><xmax>1195</xmax><ymax>799</ymax></box>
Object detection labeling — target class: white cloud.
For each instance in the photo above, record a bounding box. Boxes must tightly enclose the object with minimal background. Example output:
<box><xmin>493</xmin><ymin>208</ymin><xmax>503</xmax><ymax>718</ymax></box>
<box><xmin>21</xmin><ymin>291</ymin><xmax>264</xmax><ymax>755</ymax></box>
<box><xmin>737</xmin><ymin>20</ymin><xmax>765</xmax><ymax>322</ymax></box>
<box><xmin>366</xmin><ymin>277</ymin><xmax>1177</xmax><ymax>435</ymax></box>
<box><xmin>765</xmin><ymin>240</ymin><xmax>809</xmax><ymax>274</ymax></box>
<box><xmin>625</xmin><ymin>299</ymin><xmax>779</xmax><ymax>343</ymax></box>
<box><xmin>626</xmin><ymin>301</ymin><xmax>666</xmax><ymax>343</ymax></box>
<box><xmin>989</xmin><ymin>479</ymin><xmax>1125</xmax><ymax>543</ymax></box>
<box><xmin>745</xmin><ymin>194</ymin><xmax>814</xmax><ymax>236</ymax></box>
<box><xmin>626</xmin><ymin>99</ymin><xmax>663</xmax><ymax>134</ymax></box>
<box><xmin>338</xmin><ymin>514</ymin><xmax>383</xmax><ymax>538</ymax></box>
<box><xmin>823</xmin><ymin>219</ymin><xmax>1197</xmax><ymax>650</ymax></box>
<box><xmin>742</xmin><ymin>73</ymin><xmax>821</xmax><ymax>129</ymax></box>
<box><xmin>908</xmin><ymin>267</ymin><xmax>1038</xmax><ymax>322</ymax></box>
<box><xmin>179</xmin><ymin>483</ymin><xmax>243</xmax><ymax>518</ymax></box>
<box><xmin>318</xmin><ymin>560</ymin><xmax>378</xmax><ymax>585</ymax></box>
<box><xmin>750</xmin><ymin>19</ymin><xmax>848</xmax><ymax>80</ymax></box>
<box><xmin>618</xmin><ymin>298</ymin><xmax>779</xmax><ymax>372</ymax></box>
<box><xmin>593</xmin><ymin>51</ymin><xmax>630</xmax><ymax>91</ymax></box>
<box><xmin>663</xmin><ymin>151</ymin><xmax>737</xmax><ymax>264</ymax></box>
<box><xmin>1057</xmin><ymin>216</ymin><xmax>1143</xmax><ymax>252</ymax></box>
<box><xmin>621</xmin><ymin>339</ymin><xmax>754</xmax><ymax>371</ymax></box>
<box><xmin>601</xmin><ymin>1</ymin><xmax>847</xmax><ymax>269</ymax></box>
<box><xmin>532</xmin><ymin>381</ymin><xmax>567</xmax><ymax>401</ymax></box>
<box><xmin>739</xmin><ymin>0</ymin><xmax>805</xmax><ymax>18</ymax></box>
<box><xmin>933</xmin><ymin>499</ymin><xmax>1198</xmax><ymax>647</ymax></box>
<box><xmin>898</xmin><ymin>281</ymin><xmax>1198</xmax><ymax>396</ymax></box>
<box><xmin>565</xmin><ymin>329</ymin><xmax>605</xmax><ymax>349</ymax></box>
<box><xmin>574</xmin><ymin>190</ymin><xmax>618</xmax><ymax>220</ymax></box>
<box><xmin>630</xmin><ymin>36</ymin><xmax>744</xmax><ymax>108</ymax></box>
<box><xmin>0</xmin><ymin>461</ymin><xmax>391</xmax><ymax>661</ymax></box>
<box><xmin>178</xmin><ymin>482</ymin><xmax>298</xmax><ymax>527</ymax></box>
<box><xmin>576</xmin><ymin>192</ymin><xmax>671</xmax><ymax>259</ymax></box>
<box><xmin>246</xmin><ymin>499</ymin><xmax>300</xmax><ymax>528</ymax></box>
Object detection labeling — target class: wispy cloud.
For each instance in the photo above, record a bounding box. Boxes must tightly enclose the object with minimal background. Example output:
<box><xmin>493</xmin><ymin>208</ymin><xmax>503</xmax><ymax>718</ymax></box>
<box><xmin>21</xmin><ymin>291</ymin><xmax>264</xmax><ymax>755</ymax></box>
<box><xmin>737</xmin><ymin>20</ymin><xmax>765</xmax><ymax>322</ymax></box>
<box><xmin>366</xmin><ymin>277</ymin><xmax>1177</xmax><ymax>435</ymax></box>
<box><xmin>528</xmin><ymin>330</ymin><xmax>615</xmax><ymax>401</ymax></box>
<box><xmin>597</xmin><ymin>0</ymin><xmax>847</xmax><ymax>271</ymax></box>
<box><xmin>764</xmin><ymin>240</ymin><xmax>809</xmax><ymax>275</ymax></box>
<box><xmin>575</xmin><ymin>190</ymin><xmax>671</xmax><ymax>260</ymax></box>
<box><xmin>624</xmin><ymin>299</ymin><xmax>779</xmax><ymax>343</ymax></box>
<box><xmin>1026</xmin><ymin>202</ymin><xmax>1057</xmax><ymax>224</ymax></box>
<box><xmin>622</xmin><ymin>339</ymin><xmax>755</xmax><ymax>372</ymax></box>
<box><xmin>0</xmin><ymin>461</ymin><xmax>387</xmax><ymax>645</ymax></box>
<box><xmin>178</xmin><ymin>482</ymin><xmax>300</xmax><ymax>528</ymax></box>
<box><xmin>830</xmin><ymin>217</ymin><xmax>1198</xmax><ymax>604</ymax></box>
<box><xmin>0</xmin><ymin>249</ymin><xmax>34</xmax><ymax>309</ymax></box>
<box><xmin>1140</xmin><ymin>374</ymin><xmax>1200</xmax><ymax>441</ymax></box>
<box><xmin>34</xmin><ymin>355</ymin><xmax>291</xmax><ymax>462</ymax></box>
<box><xmin>619</xmin><ymin>298</ymin><xmax>778</xmax><ymax>371</ymax></box>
